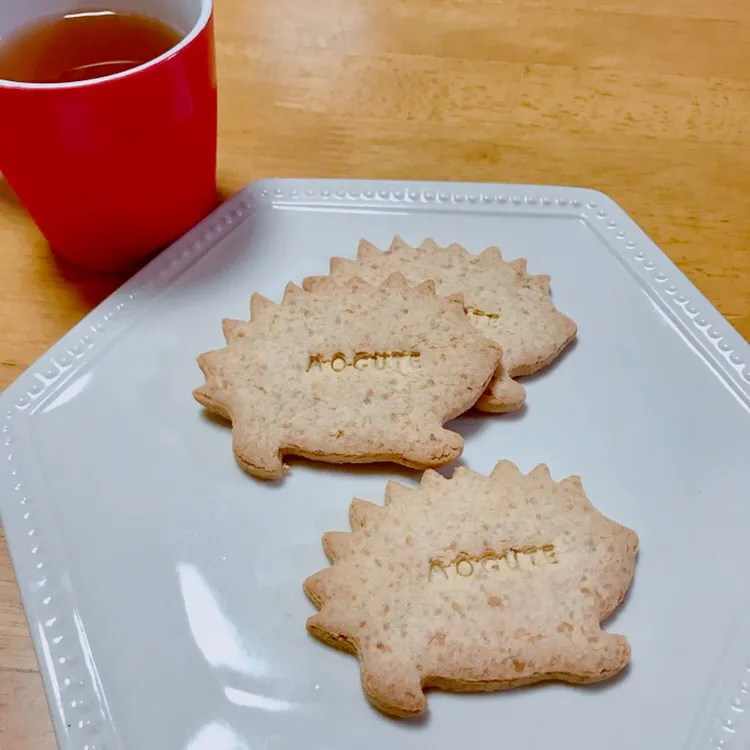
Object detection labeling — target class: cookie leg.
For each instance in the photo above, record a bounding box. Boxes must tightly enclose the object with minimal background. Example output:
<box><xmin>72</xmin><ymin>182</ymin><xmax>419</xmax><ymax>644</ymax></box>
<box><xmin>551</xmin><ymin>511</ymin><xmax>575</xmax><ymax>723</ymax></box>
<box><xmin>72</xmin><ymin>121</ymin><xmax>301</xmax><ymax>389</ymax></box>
<box><xmin>474</xmin><ymin>365</ymin><xmax>526</xmax><ymax>413</ymax></box>
<box><xmin>578</xmin><ymin>631</ymin><xmax>631</xmax><ymax>681</ymax></box>
<box><xmin>400</xmin><ymin>425</ymin><xmax>463</xmax><ymax>469</ymax></box>
<box><xmin>541</xmin><ymin>629</ymin><xmax>631</xmax><ymax>683</ymax></box>
<box><xmin>359</xmin><ymin>646</ymin><xmax>426</xmax><ymax>718</ymax></box>
<box><xmin>231</xmin><ymin>421</ymin><xmax>284</xmax><ymax>480</ymax></box>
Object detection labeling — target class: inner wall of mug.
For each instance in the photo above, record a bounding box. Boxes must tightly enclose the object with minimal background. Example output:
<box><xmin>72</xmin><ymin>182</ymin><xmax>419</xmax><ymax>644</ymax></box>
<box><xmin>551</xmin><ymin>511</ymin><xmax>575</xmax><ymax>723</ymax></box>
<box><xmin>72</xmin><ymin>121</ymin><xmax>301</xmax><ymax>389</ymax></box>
<box><xmin>0</xmin><ymin>0</ymin><xmax>205</xmax><ymax>39</ymax></box>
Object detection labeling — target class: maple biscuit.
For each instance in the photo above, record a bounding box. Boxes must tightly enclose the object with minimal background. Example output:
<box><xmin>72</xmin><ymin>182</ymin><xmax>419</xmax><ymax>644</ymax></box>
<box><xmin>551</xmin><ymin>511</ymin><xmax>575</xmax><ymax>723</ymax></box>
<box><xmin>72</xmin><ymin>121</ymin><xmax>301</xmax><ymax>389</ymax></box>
<box><xmin>319</xmin><ymin>236</ymin><xmax>577</xmax><ymax>413</ymax></box>
<box><xmin>193</xmin><ymin>274</ymin><xmax>501</xmax><ymax>479</ymax></box>
<box><xmin>305</xmin><ymin>461</ymin><xmax>638</xmax><ymax>717</ymax></box>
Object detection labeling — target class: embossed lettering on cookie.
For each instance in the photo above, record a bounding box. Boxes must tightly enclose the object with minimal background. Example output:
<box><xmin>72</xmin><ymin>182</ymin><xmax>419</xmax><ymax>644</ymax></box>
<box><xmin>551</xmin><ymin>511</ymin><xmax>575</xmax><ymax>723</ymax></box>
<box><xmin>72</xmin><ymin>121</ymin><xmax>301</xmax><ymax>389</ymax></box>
<box><xmin>305</xmin><ymin>462</ymin><xmax>638</xmax><ymax>718</ymax></box>
<box><xmin>329</xmin><ymin>236</ymin><xmax>578</xmax><ymax>414</ymax></box>
<box><xmin>193</xmin><ymin>273</ymin><xmax>502</xmax><ymax>480</ymax></box>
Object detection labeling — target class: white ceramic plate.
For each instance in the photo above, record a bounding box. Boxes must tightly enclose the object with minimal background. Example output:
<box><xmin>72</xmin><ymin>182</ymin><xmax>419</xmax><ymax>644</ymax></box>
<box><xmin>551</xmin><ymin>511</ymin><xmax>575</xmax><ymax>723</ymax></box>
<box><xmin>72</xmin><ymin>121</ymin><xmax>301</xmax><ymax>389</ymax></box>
<box><xmin>2</xmin><ymin>180</ymin><xmax>749</xmax><ymax>750</ymax></box>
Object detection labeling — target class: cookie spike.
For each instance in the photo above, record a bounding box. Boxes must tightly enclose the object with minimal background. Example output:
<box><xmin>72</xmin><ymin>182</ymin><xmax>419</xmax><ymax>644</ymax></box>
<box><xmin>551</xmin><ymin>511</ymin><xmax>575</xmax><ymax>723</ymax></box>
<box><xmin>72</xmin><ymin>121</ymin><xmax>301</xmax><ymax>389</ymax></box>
<box><xmin>527</xmin><ymin>463</ymin><xmax>553</xmax><ymax>483</ymax></box>
<box><xmin>192</xmin><ymin>385</ymin><xmax>226</xmax><ymax>417</ymax></box>
<box><xmin>451</xmin><ymin>465</ymin><xmax>475</xmax><ymax>480</ymax></box>
<box><xmin>418</xmin><ymin>237</ymin><xmax>442</xmax><ymax>253</ymax></box>
<box><xmin>282</xmin><ymin>281</ymin><xmax>305</xmax><ymax>303</ymax></box>
<box><xmin>342</xmin><ymin>275</ymin><xmax>376</xmax><ymax>296</ymax></box>
<box><xmin>192</xmin><ymin>383</ymin><xmax>212</xmax><ymax>402</ymax></box>
<box><xmin>323</xmin><ymin>531</ymin><xmax>354</xmax><ymax>561</ymax></box>
<box><xmin>558</xmin><ymin>475</ymin><xmax>597</xmax><ymax>515</ymax></box>
<box><xmin>388</xmin><ymin>235</ymin><xmax>411</xmax><ymax>253</ymax></box>
<box><xmin>479</xmin><ymin>246</ymin><xmax>504</xmax><ymax>263</ymax></box>
<box><xmin>195</xmin><ymin>350</ymin><xmax>225</xmax><ymax>383</ymax></box>
<box><xmin>301</xmin><ymin>274</ymin><xmax>325</xmax><ymax>292</ymax></box>
<box><xmin>195</xmin><ymin>349</ymin><xmax>214</xmax><ymax>373</ymax></box>
<box><xmin>560</xmin><ymin>474</ymin><xmax>584</xmax><ymax>492</ymax></box>
<box><xmin>490</xmin><ymin>459</ymin><xmax>522</xmax><ymax>481</ymax></box>
<box><xmin>302</xmin><ymin>275</ymin><xmax>337</xmax><ymax>294</ymax></box>
<box><xmin>558</xmin><ymin>475</ymin><xmax>589</xmax><ymax>505</ymax></box>
<box><xmin>194</xmin><ymin>353</ymin><xmax>231</xmax><ymax>419</ymax></box>
<box><xmin>303</xmin><ymin>569</ymin><xmax>333</xmax><ymax>605</ymax></box>
<box><xmin>249</xmin><ymin>293</ymin><xmax>275</xmax><ymax>320</ymax></box>
<box><xmin>382</xmin><ymin>271</ymin><xmax>409</xmax><ymax>290</ymax></box>
<box><xmin>530</xmin><ymin>274</ymin><xmax>551</xmax><ymax>294</ymax></box>
<box><xmin>415</xmin><ymin>278</ymin><xmax>437</xmax><ymax>296</ymax></box>
<box><xmin>329</xmin><ymin>256</ymin><xmax>359</xmax><ymax>276</ymax></box>
<box><xmin>222</xmin><ymin>318</ymin><xmax>247</xmax><ymax>343</ymax></box>
<box><xmin>384</xmin><ymin>480</ymin><xmax>416</xmax><ymax>507</ymax></box>
<box><xmin>509</xmin><ymin>258</ymin><xmax>527</xmax><ymax>276</ymax></box>
<box><xmin>445</xmin><ymin>242</ymin><xmax>470</xmax><ymax>258</ymax></box>
<box><xmin>357</xmin><ymin>239</ymin><xmax>382</xmax><ymax>260</ymax></box>
<box><xmin>350</xmin><ymin>499</ymin><xmax>383</xmax><ymax>530</ymax></box>
<box><xmin>306</xmin><ymin>610</ymin><xmax>358</xmax><ymax>655</ymax></box>
<box><xmin>420</xmin><ymin>469</ymin><xmax>447</xmax><ymax>488</ymax></box>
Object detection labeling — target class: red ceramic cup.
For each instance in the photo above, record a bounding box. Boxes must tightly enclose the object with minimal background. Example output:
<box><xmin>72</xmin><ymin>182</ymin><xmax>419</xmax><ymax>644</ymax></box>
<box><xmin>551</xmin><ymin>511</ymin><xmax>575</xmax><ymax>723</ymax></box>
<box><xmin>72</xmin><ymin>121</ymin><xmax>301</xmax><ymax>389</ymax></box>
<box><xmin>0</xmin><ymin>1</ymin><xmax>217</xmax><ymax>272</ymax></box>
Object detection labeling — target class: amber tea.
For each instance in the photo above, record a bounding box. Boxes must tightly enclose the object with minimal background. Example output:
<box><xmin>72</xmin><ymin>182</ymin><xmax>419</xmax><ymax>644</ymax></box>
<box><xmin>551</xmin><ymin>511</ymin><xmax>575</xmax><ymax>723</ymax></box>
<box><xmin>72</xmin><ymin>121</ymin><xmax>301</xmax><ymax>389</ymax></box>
<box><xmin>0</xmin><ymin>9</ymin><xmax>182</xmax><ymax>84</ymax></box>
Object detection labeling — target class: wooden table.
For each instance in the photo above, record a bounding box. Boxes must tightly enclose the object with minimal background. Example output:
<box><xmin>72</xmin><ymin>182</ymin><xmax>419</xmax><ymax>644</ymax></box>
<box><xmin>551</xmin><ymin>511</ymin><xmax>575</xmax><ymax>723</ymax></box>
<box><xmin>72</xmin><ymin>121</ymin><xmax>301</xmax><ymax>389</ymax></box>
<box><xmin>2</xmin><ymin>0</ymin><xmax>749</xmax><ymax>746</ymax></box>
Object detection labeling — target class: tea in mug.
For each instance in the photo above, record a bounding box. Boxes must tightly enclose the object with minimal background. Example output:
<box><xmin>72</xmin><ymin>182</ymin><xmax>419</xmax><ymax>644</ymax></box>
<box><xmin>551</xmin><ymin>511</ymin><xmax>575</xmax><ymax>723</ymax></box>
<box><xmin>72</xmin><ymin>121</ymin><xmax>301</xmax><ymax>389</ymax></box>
<box><xmin>0</xmin><ymin>9</ymin><xmax>182</xmax><ymax>84</ymax></box>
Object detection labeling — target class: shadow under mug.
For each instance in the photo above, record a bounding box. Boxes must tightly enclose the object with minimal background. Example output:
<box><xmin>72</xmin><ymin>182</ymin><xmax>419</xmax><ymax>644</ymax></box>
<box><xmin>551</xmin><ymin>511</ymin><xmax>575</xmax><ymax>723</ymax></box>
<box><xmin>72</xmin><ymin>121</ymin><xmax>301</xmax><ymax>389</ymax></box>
<box><xmin>0</xmin><ymin>0</ymin><xmax>217</xmax><ymax>273</ymax></box>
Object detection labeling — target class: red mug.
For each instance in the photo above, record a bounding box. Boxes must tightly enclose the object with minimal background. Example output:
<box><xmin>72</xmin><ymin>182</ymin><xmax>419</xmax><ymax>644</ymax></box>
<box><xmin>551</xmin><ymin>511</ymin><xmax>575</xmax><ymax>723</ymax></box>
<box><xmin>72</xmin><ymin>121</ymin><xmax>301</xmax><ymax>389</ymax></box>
<box><xmin>0</xmin><ymin>0</ymin><xmax>217</xmax><ymax>272</ymax></box>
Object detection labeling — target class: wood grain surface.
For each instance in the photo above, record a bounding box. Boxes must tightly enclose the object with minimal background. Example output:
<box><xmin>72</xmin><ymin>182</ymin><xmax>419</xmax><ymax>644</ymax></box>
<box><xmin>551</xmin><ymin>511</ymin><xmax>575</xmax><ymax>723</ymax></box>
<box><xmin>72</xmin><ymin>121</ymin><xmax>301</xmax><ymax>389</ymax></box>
<box><xmin>1</xmin><ymin>0</ymin><xmax>749</xmax><ymax>746</ymax></box>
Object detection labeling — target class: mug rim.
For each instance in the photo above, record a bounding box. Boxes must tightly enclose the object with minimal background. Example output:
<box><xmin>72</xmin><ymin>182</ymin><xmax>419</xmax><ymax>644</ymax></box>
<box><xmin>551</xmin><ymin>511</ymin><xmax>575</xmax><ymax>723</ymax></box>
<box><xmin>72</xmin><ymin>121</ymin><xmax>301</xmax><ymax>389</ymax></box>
<box><xmin>0</xmin><ymin>0</ymin><xmax>213</xmax><ymax>91</ymax></box>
